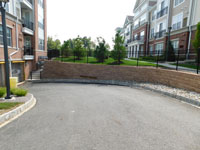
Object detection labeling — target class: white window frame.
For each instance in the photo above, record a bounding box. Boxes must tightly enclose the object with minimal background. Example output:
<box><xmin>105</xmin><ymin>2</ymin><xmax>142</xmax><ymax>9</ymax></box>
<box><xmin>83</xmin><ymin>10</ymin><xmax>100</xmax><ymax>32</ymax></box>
<box><xmin>172</xmin><ymin>12</ymin><xmax>183</xmax><ymax>31</ymax></box>
<box><xmin>0</xmin><ymin>25</ymin><xmax>12</xmax><ymax>47</ymax></box>
<box><xmin>174</xmin><ymin>0</ymin><xmax>184</xmax><ymax>8</ymax></box>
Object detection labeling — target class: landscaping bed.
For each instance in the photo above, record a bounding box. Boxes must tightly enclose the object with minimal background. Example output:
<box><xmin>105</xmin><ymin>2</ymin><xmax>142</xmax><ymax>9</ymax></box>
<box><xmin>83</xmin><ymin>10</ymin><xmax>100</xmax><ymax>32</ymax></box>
<box><xmin>0</xmin><ymin>102</ymin><xmax>24</xmax><ymax>115</ymax></box>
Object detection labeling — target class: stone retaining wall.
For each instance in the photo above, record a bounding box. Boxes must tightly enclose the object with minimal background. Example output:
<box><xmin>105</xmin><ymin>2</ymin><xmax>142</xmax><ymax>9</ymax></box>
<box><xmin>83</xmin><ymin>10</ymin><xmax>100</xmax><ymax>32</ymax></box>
<box><xmin>42</xmin><ymin>61</ymin><xmax>200</xmax><ymax>93</ymax></box>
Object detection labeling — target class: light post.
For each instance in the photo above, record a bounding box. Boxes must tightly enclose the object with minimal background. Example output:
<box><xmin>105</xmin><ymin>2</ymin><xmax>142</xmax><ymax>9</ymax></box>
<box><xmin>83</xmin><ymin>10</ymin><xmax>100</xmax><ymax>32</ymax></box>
<box><xmin>166</xmin><ymin>27</ymin><xmax>172</xmax><ymax>61</ymax></box>
<box><xmin>0</xmin><ymin>0</ymin><xmax>11</xmax><ymax>99</ymax></box>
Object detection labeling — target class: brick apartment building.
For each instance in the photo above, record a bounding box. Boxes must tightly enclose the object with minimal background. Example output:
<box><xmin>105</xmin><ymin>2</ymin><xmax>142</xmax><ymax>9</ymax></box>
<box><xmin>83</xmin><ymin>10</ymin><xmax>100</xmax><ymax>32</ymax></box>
<box><xmin>117</xmin><ymin>0</ymin><xmax>200</xmax><ymax>58</ymax></box>
<box><xmin>0</xmin><ymin>0</ymin><xmax>47</xmax><ymax>86</ymax></box>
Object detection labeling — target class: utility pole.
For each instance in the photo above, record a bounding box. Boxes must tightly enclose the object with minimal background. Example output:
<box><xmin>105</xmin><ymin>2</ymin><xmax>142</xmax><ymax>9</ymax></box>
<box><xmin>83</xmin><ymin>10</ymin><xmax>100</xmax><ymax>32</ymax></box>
<box><xmin>0</xmin><ymin>0</ymin><xmax>11</xmax><ymax>99</ymax></box>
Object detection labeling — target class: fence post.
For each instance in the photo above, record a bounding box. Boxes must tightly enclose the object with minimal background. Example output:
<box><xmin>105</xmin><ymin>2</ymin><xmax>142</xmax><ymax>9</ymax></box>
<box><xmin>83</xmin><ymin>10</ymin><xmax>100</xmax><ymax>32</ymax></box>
<box><xmin>74</xmin><ymin>51</ymin><xmax>75</xmax><ymax>63</ymax></box>
<box><xmin>197</xmin><ymin>49</ymin><xmax>200</xmax><ymax>74</ymax></box>
<box><xmin>137</xmin><ymin>51</ymin><xmax>139</xmax><ymax>67</ymax></box>
<box><xmin>176</xmin><ymin>49</ymin><xmax>180</xmax><ymax>71</ymax></box>
<box><xmin>87</xmin><ymin>50</ymin><xmax>89</xmax><ymax>64</ymax></box>
<box><xmin>156</xmin><ymin>51</ymin><xmax>160</xmax><ymax>68</ymax></box>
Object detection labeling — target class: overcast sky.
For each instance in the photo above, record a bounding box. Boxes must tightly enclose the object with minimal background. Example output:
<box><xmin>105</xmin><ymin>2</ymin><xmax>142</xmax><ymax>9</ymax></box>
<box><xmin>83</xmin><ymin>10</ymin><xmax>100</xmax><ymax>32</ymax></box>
<box><xmin>47</xmin><ymin>0</ymin><xmax>136</xmax><ymax>47</ymax></box>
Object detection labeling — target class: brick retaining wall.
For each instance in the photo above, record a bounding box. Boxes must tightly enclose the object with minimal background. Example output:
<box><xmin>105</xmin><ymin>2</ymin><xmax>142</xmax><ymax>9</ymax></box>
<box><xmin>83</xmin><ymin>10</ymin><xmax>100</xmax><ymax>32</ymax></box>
<box><xmin>42</xmin><ymin>61</ymin><xmax>200</xmax><ymax>93</ymax></box>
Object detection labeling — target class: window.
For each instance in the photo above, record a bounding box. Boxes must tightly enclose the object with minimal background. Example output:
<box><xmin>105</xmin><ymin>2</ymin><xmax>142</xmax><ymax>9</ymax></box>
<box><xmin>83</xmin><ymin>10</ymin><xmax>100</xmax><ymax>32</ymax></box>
<box><xmin>140</xmin><ymin>14</ymin><xmax>146</xmax><ymax>24</ymax></box>
<box><xmin>38</xmin><ymin>39</ymin><xmax>44</xmax><ymax>50</ymax></box>
<box><xmin>152</xmin><ymin>10</ymin><xmax>156</xmax><ymax>21</ymax></box>
<box><xmin>161</xmin><ymin>1</ymin><xmax>165</xmax><ymax>10</ymax></box>
<box><xmin>149</xmin><ymin>45</ymin><xmax>153</xmax><ymax>56</ymax></box>
<box><xmin>174</xmin><ymin>0</ymin><xmax>184</xmax><ymax>7</ymax></box>
<box><xmin>172</xmin><ymin>13</ymin><xmax>183</xmax><ymax>30</ymax></box>
<box><xmin>171</xmin><ymin>40</ymin><xmax>179</xmax><ymax>53</ymax></box>
<box><xmin>134</xmin><ymin>19</ymin><xmax>139</xmax><ymax>28</ymax></box>
<box><xmin>38</xmin><ymin>0</ymin><xmax>44</xmax><ymax>8</ymax></box>
<box><xmin>140</xmin><ymin>31</ymin><xmax>145</xmax><ymax>40</ymax></box>
<box><xmin>150</xmin><ymin>28</ymin><xmax>154</xmax><ymax>39</ymax></box>
<box><xmin>0</xmin><ymin>25</ymin><xmax>12</xmax><ymax>47</ymax></box>
<box><xmin>155</xmin><ymin>43</ymin><xmax>163</xmax><ymax>55</ymax></box>
<box><xmin>134</xmin><ymin>34</ymin><xmax>138</xmax><ymax>40</ymax></box>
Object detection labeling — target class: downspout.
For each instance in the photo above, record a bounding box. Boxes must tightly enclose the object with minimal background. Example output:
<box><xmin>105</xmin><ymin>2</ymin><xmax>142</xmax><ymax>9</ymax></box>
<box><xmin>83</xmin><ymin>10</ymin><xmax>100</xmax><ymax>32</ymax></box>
<box><xmin>146</xmin><ymin>8</ymin><xmax>150</xmax><ymax>56</ymax></box>
<box><xmin>187</xmin><ymin>0</ymin><xmax>196</xmax><ymax>59</ymax></box>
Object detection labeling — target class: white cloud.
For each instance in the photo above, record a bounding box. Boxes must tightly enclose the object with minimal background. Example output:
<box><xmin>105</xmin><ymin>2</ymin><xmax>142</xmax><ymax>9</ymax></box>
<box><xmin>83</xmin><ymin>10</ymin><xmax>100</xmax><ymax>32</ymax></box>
<box><xmin>47</xmin><ymin>0</ymin><xmax>136</xmax><ymax>48</ymax></box>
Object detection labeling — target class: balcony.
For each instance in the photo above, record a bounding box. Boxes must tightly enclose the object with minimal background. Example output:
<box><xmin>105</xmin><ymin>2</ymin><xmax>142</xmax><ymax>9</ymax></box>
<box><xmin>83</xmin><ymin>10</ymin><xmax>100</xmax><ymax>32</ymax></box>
<box><xmin>157</xmin><ymin>7</ymin><xmax>168</xmax><ymax>19</ymax></box>
<box><xmin>155</xmin><ymin>30</ymin><xmax>166</xmax><ymax>38</ymax></box>
<box><xmin>20</xmin><ymin>0</ymin><xmax>33</xmax><ymax>10</ymax></box>
<box><xmin>24</xmin><ymin>46</ymin><xmax>34</xmax><ymax>60</ymax></box>
<box><xmin>22</xmin><ymin>19</ymin><xmax>34</xmax><ymax>35</ymax></box>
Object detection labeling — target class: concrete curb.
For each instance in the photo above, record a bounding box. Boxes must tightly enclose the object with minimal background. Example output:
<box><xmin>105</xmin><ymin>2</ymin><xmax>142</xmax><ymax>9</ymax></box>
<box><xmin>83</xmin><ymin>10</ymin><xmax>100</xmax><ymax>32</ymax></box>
<box><xmin>33</xmin><ymin>79</ymin><xmax>200</xmax><ymax>108</ymax></box>
<box><xmin>0</xmin><ymin>94</ymin><xmax>36</xmax><ymax>128</ymax></box>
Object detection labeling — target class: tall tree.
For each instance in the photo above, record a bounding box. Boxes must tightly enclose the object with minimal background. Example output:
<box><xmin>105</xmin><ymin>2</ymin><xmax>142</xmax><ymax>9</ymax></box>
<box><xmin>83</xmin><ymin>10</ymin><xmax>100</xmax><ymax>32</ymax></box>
<box><xmin>192</xmin><ymin>22</ymin><xmax>200</xmax><ymax>56</ymax></box>
<box><xmin>111</xmin><ymin>32</ymin><xmax>126</xmax><ymax>64</ymax></box>
<box><xmin>94</xmin><ymin>37</ymin><xmax>109</xmax><ymax>63</ymax></box>
<box><xmin>61</xmin><ymin>40</ymin><xmax>72</xmax><ymax>57</ymax></box>
<box><xmin>73</xmin><ymin>37</ymin><xmax>86</xmax><ymax>60</ymax></box>
<box><xmin>47</xmin><ymin>37</ymin><xmax>55</xmax><ymax>50</ymax></box>
<box><xmin>47</xmin><ymin>37</ymin><xmax>61</xmax><ymax>50</ymax></box>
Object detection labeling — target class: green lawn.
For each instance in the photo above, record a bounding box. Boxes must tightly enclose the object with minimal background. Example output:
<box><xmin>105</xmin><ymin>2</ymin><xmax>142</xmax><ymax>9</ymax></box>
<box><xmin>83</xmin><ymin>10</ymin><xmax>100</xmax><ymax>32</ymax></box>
<box><xmin>0</xmin><ymin>102</ymin><xmax>23</xmax><ymax>110</ymax></box>
<box><xmin>54</xmin><ymin>57</ymin><xmax>157</xmax><ymax>67</ymax></box>
<box><xmin>171</xmin><ymin>62</ymin><xmax>199</xmax><ymax>69</ymax></box>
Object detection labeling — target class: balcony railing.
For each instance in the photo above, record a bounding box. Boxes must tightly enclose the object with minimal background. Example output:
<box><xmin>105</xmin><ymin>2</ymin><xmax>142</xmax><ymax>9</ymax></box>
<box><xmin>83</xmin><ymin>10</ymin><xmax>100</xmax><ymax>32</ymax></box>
<box><xmin>22</xmin><ymin>19</ymin><xmax>34</xmax><ymax>30</ymax></box>
<box><xmin>132</xmin><ymin>36</ymin><xmax>144</xmax><ymax>42</ymax></box>
<box><xmin>155</xmin><ymin>30</ymin><xmax>166</xmax><ymax>38</ymax></box>
<box><xmin>157</xmin><ymin>7</ymin><xmax>168</xmax><ymax>19</ymax></box>
<box><xmin>24</xmin><ymin>46</ymin><xmax>34</xmax><ymax>55</ymax></box>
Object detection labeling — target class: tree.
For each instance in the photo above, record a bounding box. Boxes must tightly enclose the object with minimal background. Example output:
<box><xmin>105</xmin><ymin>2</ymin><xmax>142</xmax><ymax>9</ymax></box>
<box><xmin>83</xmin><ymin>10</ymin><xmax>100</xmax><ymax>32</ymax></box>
<box><xmin>73</xmin><ymin>37</ymin><xmax>86</xmax><ymax>60</ymax></box>
<box><xmin>47</xmin><ymin>37</ymin><xmax>55</xmax><ymax>50</ymax></box>
<box><xmin>61</xmin><ymin>40</ymin><xmax>72</xmax><ymax>57</ymax></box>
<box><xmin>192</xmin><ymin>22</ymin><xmax>200</xmax><ymax>57</ymax></box>
<box><xmin>166</xmin><ymin>41</ymin><xmax>176</xmax><ymax>61</ymax></box>
<box><xmin>94</xmin><ymin>37</ymin><xmax>109</xmax><ymax>63</ymax></box>
<box><xmin>111</xmin><ymin>32</ymin><xmax>126</xmax><ymax>64</ymax></box>
<box><xmin>47</xmin><ymin>37</ymin><xmax>61</xmax><ymax>50</ymax></box>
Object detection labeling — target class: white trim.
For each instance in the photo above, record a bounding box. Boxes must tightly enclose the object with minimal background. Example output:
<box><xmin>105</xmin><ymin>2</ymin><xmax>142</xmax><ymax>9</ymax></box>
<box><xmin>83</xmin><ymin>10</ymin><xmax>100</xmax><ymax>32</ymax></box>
<box><xmin>0</xmin><ymin>23</ymin><xmax>13</xmax><ymax>29</ymax></box>
<box><xmin>174</xmin><ymin>0</ymin><xmax>185</xmax><ymax>8</ymax></box>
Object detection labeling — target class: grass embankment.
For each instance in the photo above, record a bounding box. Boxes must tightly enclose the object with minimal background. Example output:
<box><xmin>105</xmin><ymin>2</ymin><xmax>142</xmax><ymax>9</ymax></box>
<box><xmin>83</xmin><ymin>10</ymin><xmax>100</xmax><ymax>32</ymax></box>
<box><xmin>0</xmin><ymin>102</ymin><xmax>23</xmax><ymax>110</ymax></box>
<box><xmin>55</xmin><ymin>57</ymin><xmax>157</xmax><ymax>67</ymax></box>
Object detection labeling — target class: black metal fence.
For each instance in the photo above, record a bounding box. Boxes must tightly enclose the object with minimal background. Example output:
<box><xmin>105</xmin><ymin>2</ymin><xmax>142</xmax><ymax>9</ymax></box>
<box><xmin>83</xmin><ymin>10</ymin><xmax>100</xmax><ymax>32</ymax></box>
<box><xmin>53</xmin><ymin>47</ymin><xmax>200</xmax><ymax>75</ymax></box>
<box><xmin>127</xmin><ymin>48</ymin><xmax>200</xmax><ymax>74</ymax></box>
<box><xmin>48</xmin><ymin>49</ymin><xmax>60</xmax><ymax>60</ymax></box>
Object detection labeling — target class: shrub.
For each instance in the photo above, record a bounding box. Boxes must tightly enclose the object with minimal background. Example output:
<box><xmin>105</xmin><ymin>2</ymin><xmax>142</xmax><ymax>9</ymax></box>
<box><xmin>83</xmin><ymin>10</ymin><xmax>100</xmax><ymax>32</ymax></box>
<box><xmin>11</xmin><ymin>88</ymin><xmax>28</xmax><ymax>97</ymax></box>
<box><xmin>0</xmin><ymin>87</ymin><xmax>6</xmax><ymax>98</ymax></box>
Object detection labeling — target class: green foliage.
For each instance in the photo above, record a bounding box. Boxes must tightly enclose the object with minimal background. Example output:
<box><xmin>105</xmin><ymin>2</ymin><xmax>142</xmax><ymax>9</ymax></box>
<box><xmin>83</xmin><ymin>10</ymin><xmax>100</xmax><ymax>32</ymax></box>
<box><xmin>73</xmin><ymin>37</ymin><xmax>86</xmax><ymax>60</ymax></box>
<box><xmin>0</xmin><ymin>87</ymin><xmax>6</xmax><ymax>98</ymax></box>
<box><xmin>94</xmin><ymin>37</ymin><xmax>109</xmax><ymax>63</ymax></box>
<box><xmin>192</xmin><ymin>22</ymin><xmax>200</xmax><ymax>55</ymax></box>
<box><xmin>61</xmin><ymin>40</ymin><xmax>72</xmax><ymax>57</ymax></box>
<box><xmin>111</xmin><ymin>32</ymin><xmax>127</xmax><ymax>64</ymax></box>
<box><xmin>11</xmin><ymin>88</ymin><xmax>28</xmax><ymax>97</ymax></box>
<box><xmin>47</xmin><ymin>37</ymin><xmax>61</xmax><ymax>50</ymax></box>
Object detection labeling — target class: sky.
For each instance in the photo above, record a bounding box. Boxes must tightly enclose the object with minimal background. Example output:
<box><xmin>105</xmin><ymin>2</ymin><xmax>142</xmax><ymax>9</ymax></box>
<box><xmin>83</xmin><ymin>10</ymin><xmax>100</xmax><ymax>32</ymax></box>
<box><xmin>47</xmin><ymin>0</ymin><xmax>136</xmax><ymax>48</ymax></box>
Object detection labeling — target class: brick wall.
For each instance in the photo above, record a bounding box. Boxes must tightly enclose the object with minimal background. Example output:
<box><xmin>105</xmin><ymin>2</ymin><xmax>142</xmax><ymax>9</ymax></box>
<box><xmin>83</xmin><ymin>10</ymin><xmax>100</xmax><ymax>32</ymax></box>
<box><xmin>42</xmin><ymin>61</ymin><xmax>200</xmax><ymax>93</ymax></box>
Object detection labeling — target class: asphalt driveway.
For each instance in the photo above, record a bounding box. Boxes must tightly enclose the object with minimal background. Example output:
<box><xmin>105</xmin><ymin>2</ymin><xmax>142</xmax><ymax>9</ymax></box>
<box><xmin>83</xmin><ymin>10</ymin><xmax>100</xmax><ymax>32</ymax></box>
<box><xmin>0</xmin><ymin>83</ymin><xmax>200</xmax><ymax>150</ymax></box>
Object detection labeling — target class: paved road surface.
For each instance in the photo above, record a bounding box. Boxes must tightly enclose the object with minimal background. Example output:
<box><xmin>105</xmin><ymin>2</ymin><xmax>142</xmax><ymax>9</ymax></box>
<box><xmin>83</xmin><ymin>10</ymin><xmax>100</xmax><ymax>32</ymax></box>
<box><xmin>0</xmin><ymin>83</ymin><xmax>200</xmax><ymax>150</ymax></box>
